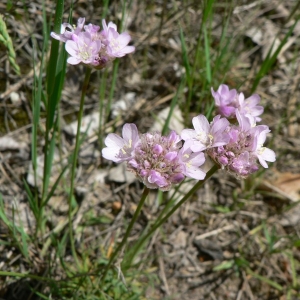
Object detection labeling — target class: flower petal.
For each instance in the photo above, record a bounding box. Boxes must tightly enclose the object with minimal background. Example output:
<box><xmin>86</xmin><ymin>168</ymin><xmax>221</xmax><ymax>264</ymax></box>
<box><xmin>192</xmin><ymin>115</ymin><xmax>210</xmax><ymax>133</ymax></box>
<box><xmin>102</xmin><ymin>147</ymin><xmax>121</xmax><ymax>162</ymax></box>
<box><xmin>105</xmin><ymin>133</ymin><xmax>125</xmax><ymax>148</ymax></box>
<box><xmin>181</xmin><ymin>129</ymin><xmax>197</xmax><ymax>141</ymax></box>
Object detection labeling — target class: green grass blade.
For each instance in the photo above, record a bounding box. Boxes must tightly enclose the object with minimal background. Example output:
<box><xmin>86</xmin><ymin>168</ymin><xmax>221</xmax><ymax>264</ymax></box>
<box><xmin>43</xmin><ymin>164</ymin><xmax>68</xmax><ymax>208</ymax></box>
<box><xmin>246</xmin><ymin>268</ymin><xmax>283</xmax><ymax>291</ymax></box>
<box><xmin>19</xmin><ymin>225</ymin><xmax>29</xmax><ymax>259</ymax></box>
<box><xmin>162</xmin><ymin>77</ymin><xmax>185</xmax><ymax>135</ymax></box>
<box><xmin>46</xmin><ymin>43</ymin><xmax>68</xmax><ymax>131</ymax></box>
<box><xmin>180</xmin><ymin>27</ymin><xmax>191</xmax><ymax>85</ymax></box>
<box><xmin>251</xmin><ymin>19</ymin><xmax>298</xmax><ymax>92</ymax></box>
<box><xmin>98</xmin><ymin>68</ymin><xmax>108</xmax><ymax>149</ymax></box>
<box><xmin>106</xmin><ymin>59</ymin><xmax>119</xmax><ymax>121</ymax></box>
<box><xmin>32</xmin><ymin>3</ymin><xmax>48</xmax><ymax>190</ymax></box>
<box><xmin>203</xmin><ymin>26</ymin><xmax>211</xmax><ymax>84</ymax></box>
<box><xmin>47</xmin><ymin>0</ymin><xmax>65</xmax><ymax>98</ymax></box>
<box><xmin>23</xmin><ymin>179</ymin><xmax>39</xmax><ymax>219</ymax></box>
<box><xmin>0</xmin><ymin>194</ymin><xmax>12</xmax><ymax>229</ymax></box>
<box><xmin>203</xmin><ymin>0</ymin><xmax>215</xmax><ymax>23</ymax></box>
<box><xmin>180</xmin><ymin>27</ymin><xmax>192</xmax><ymax>124</ymax></box>
<box><xmin>43</xmin><ymin>118</ymin><xmax>59</xmax><ymax>197</ymax></box>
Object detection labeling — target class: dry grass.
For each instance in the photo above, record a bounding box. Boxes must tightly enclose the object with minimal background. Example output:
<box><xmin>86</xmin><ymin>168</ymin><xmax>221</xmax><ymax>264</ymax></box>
<box><xmin>0</xmin><ymin>0</ymin><xmax>300</xmax><ymax>299</ymax></box>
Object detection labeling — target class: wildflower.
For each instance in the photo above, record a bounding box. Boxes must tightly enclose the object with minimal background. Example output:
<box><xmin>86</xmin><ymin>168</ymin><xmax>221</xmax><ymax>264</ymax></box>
<box><xmin>127</xmin><ymin>131</ymin><xmax>185</xmax><ymax>191</ymax></box>
<box><xmin>207</xmin><ymin>111</ymin><xmax>276</xmax><ymax>178</ymax></box>
<box><xmin>105</xmin><ymin>27</ymin><xmax>135</xmax><ymax>58</ymax></box>
<box><xmin>50</xmin><ymin>17</ymin><xmax>85</xmax><ymax>42</ymax></box>
<box><xmin>211</xmin><ymin>84</ymin><xmax>238</xmax><ymax>118</ymax></box>
<box><xmin>211</xmin><ymin>84</ymin><xmax>264</xmax><ymax>122</ymax></box>
<box><xmin>237</xmin><ymin>92</ymin><xmax>264</xmax><ymax>122</ymax></box>
<box><xmin>181</xmin><ymin>115</ymin><xmax>230</xmax><ymax>152</ymax></box>
<box><xmin>101</xmin><ymin>20</ymin><xmax>118</xmax><ymax>39</ymax></box>
<box><xmin>84</xmin><ymin>23</ymin><xmax>101</xmax><ymax>41</ymax></box>
<box><xmin>102</xmin><ymin>123</ymin><xmax>140</xmax><ymax>163</ymax></box>
<box><xmin>252</xmin><ymin>126</ymin><xmax>276</xmax><ymax>168</ymax></box>
<box><xmin>177</xmin><ymin>140</ymin><xmax>206</xmax><ymax>180</ymax></box>
<box><xmin>102</xmin><ymin>125</ymin><xmax>207</xmax><ymax>191</ymax></box>
<box><xmin>51</xmin><ymin>17</ymin><xmax>135</xmax><ymax>68</ymax></box>
<box><xmin>65</xmin><ymin>32</ymin><xmax>101</xmax><ymax>66</ymax></box>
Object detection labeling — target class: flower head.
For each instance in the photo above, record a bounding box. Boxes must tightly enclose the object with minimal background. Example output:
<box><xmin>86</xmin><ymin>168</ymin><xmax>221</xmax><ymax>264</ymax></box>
<box><xmin>181</xmin><ymin>114</ymin><xmax>230</xmax><ymax>152</ymax></box>
<box><xmin>51</xmin><ymin>17</ymin><xmax>135</xmax><ymax>68</ymax></box>
<box><xmin>105</xmin><ymin>29</ymin><xmax>135</xmax><ymax>58</ymax></box>
<box><xmin>102</xmin><ymin>125</ymin><xmax>207</xmax><ymax>191</ymax></box>
<box><xmin>51</xmin><ymin>17</ymin><xmax>85</xmax><ymax>42</ymax></box>
<box><xmin>237</xmin><ymin>93</ymin><xmax>264</xmax><ymax>122</ymax></box>
<box><xmin>211</xmin><ymin>84</ymin><xmax>264</xmax><ymax>122</ymax></box>
<box><xmin>177</xmin><ymin>140</ymin><xmax>206</xmax><ymax>180</ymax></box>
<box><xmin>127</xmin><ymin>131</ymin><xmax>184</xmax><ymax>191</ymax></box>
<box><xmin>207</xmin><ymin>110</ymin><xmax>276</xmax><ymax>178</ymax></box>
<box><xmin>102</xmin><ymin>123</ymin><xmax>140</xmax><ymax>163</ymax></box>
<box><xmin>211</xmin><ymin>84</ymin><xmax>238</xmax><ymax>118</ymax></box>
<box><xmin>65</xmin><ymin>32</ymin><xmax>101</xmax><ymax>66</ymax></box>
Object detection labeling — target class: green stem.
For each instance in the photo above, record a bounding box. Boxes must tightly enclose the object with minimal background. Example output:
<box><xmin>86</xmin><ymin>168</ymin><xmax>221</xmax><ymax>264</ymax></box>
<box><xmin>68</xmin><ymin>67</ymin><xmax>92</xmax><ymax>268</ymax></box>
<box><xmin>124</xmin><ymin>164</ymin><xmax>219</xmax><ymax>267</ymax></box>
<box><xmin>100</xmin><ymin>186</ymin><xmax>150</xmax><ymax>283</ymax></box>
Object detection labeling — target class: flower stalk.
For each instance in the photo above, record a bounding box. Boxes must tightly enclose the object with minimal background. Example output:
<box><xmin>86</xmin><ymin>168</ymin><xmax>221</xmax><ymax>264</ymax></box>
<box><xmin>100</xmin><ymin>186</ymin><xmax>150</xmax><ymax>283</ymax></box>
<box><xmin>123</xmin><ymin>164</ymin><xmax>219</xmax><ymax>268</ymax></box>
<box><xmin>68</xmin><ymin>67</ymin><xmax>92</xmax><ymax>268</ymax></box>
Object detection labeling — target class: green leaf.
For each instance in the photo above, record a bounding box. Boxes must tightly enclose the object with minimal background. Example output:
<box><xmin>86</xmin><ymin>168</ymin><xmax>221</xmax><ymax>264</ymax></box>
<box><xmin>162</xmin><ymin>77</ymin><xmax>185</xmax><ymax>135</ymax></box>
<box><xmin>246</xmin><ymin>268</ymin><xmax>283</xmax><ymax>291</ymax></box>
<box><xmin>213</xmin><ymin>260</ymin><xmax>234</xmax><ymax>271</ymax></box>
<box><xmin>251</xmin><ymin>19</ymin><xmax>298</xmax><ymax>92</ymax></box>
<box><xmin>203</xmin><ymin>26</ymin><xmax>211</xmax><ymax>84</ymax></box>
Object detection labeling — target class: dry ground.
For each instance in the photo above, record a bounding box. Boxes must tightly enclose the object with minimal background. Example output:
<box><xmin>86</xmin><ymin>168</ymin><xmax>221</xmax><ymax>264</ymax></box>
<box><xmin>0</xmin><ymin>0</ymin><xmax>300</xmax><ymax>299</ymax></box>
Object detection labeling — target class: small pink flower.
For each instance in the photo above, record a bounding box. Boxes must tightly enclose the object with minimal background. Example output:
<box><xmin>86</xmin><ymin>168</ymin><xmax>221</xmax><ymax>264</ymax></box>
<box><xmin>238</xmin><ymin>93</ymin><xmax>264</xmax><ymax>122</ymax></box>
<box><xmin>105</xmin><ymin>28</ymin><xmax>135</xmax><ymax>58</ymax></box>
<box><xmin>177</xmin><ymin>140</ymin><xmax>206</xmax><ymax>180</ymax></box>
<box><xmin>207</xmin><ymin>110</ymin><xmax>276</xmax><ymax>177</ymax></box>
<box><xmin>102</xmin><ymin>123</ymin><xmax>140</xmax><ymax>163</ymax></box>
<box><xmin>84</xmin><ymin>23</ymin><xmax>101</xmax><ymax>40</ymax></box>
<box><xmin>181</xmin><ymin>115</ymin><xmax>230</xmax><ymax>152</ymax></box>
<box><xmin>51</xmin><ymin>17</ymin><xmax>85</xmax><ymax>42</ymax></box>
<box><xmin>65</xmin><ymin>32</ymin><xmax>101</xmax><ymax>66</ymax></box>
<box><xmin>211</xmin><ymin>84</ymin><xmax>264</xmax><ymax>122</ymax></box>
<box><xmin>51</xmin><ymin>17</ymin><xmax>135</xmax><ymax>68</ymax></box>
<box><xmin>101</xmin><ymin>20</ymin><xmax>118</xmax><ymax>40</ymax></box>
<box><xmin>252</xmin><ymin>127</ymin><xmax>276</xmax><ymax>168</ymax></box>
<box><xmin>211</xmin><ymin>84</ymin><xmax>238</xmax><ymax>118</ymax></box>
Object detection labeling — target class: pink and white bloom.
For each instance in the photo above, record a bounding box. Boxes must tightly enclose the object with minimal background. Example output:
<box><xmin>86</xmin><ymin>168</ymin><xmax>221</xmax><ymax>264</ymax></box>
<box><xmin>252</xmin><ymin>127</ymin><xmax>276</xmax><ymax>168</ymax></box>
<box><xmin>51</xmin><ymin>17</ymin><xmax>135</xmax><ymax>68</ymax></box>
<box><xmin>128</xmin><ymin>130</ymin><xmax>184</xmax><ymax>191</ymax></box>
<box><xmin>65</xmin><ymin>32</ymin><xmax>101</xmax><ymax>66</ymax></box>
<box><xmin>211</xmin><ymin>84</ymin><xmax>238</xmax><ymax>118</ymax></box>
<box><xmin>211</xmin><ymin>84</ymin><xmax>264</xmax><ymax>122</ymax></box>
<box><xmin>84</xmin><ymin>23</ymin><xmax>101</xmax><ymax>40</ymax></box>
<box><xmin>177</xmin><ymin>140</ymin><xmax>206</xmax><ymax>180</ymax></box>
<box><xmin>102</xmin><ymin>125</ymin><xmax>207</xmax><ymax>191</ymax></box>
<box><xmin>105</xmin><ymin>28</ymin><xmax>135</xmax><ymax>58</ymax></box>
<box><xmin>207</xmin><ymin>110</ymin><xmax>276</xmax><ymax>178</ymax></box>
<box><xmin>51</xmin><ymin>17</ymin><xmax>85</xmax><ymax>42</ymax></box>
<box><xmin>237</xmin><ymin>93</ymin><xmax>264</xmax><ymax>122</ymax></box>
<box><xmin>101</xmin><ymin>20</ymin><xmax>118</xmax><ymax>39</ymax></box>
<box><xmin>102</xmin><ymin>123</ymin><xmax>140</xmax><ymax>163</ymax></box>
<box><xmin>181</xmin><ymin>115</ymin><xmax>230</xmax><ymax>152</ymax></box>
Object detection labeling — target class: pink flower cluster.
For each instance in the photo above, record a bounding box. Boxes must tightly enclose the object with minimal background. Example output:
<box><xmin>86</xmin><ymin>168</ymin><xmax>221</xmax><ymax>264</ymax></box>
<box><xmin>102</xmin><ymin>124</ymin><xmax>205</xmax><ymax>191</ymax></box>
<box><xmin>51</xmin><ymin>18</ymin><xmax>135</xmax><ymax>69</ymax></box>
<box><xmin>211</xmin><ymin>84</ymin><xmax>263</xmax><ymax>122</ymax></box>
<box><xmin>102</xmin><ymin>87</ymin><xmax>275</xmax><ymax>189</ymax></box>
